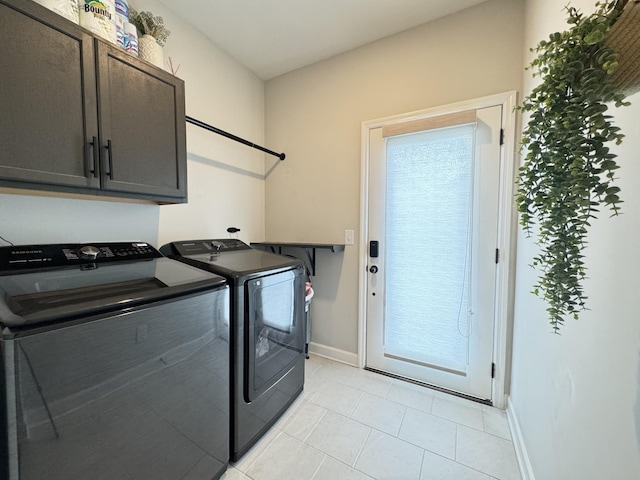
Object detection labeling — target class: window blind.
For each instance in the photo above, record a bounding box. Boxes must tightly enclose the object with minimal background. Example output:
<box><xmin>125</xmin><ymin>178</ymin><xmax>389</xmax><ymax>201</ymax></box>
<box><xmin>381</xmin><ymin>110</ymin><xmax>477</xmax><ymax>138</ymax></box>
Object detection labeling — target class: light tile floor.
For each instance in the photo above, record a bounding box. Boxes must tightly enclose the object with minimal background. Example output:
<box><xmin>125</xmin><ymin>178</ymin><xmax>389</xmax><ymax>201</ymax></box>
<box><xmin>223</xmin><ymin>355</ymin><xmax>521</xmax><ymax>480</ymax></box>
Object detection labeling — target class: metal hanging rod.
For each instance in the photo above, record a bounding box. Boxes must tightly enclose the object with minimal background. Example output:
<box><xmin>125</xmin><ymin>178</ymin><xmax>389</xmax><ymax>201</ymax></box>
<box><xmin>186</xmin><ymin>115</ymin><xmax>286</xmax><ymax>161</ymax></box>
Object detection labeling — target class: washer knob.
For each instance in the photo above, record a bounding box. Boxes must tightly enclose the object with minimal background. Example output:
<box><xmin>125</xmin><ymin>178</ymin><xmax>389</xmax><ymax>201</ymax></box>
<box><xmin>79</xmin><ymin>245</ymin><xmax>100</xmax><ymax>259</ymax></box>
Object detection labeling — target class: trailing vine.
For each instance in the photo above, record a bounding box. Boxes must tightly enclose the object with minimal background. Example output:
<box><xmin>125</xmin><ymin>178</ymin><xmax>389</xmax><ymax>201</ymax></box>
<box><xmin>517</xmin><ymin>1</ymin><xmax>632</xmax><ymax>332</ymax></box>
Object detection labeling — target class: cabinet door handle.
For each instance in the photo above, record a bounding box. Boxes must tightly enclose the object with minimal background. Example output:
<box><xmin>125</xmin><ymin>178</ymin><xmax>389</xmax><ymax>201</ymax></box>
<box><xmin>104</xmin><ymin>140</ymin><xmax>113</xmax><ymax>179</ymax></box>
<box><xmin>89</xmin><ymin>136</ymin><xmax>98</xmax><ymax>177</ymax></box>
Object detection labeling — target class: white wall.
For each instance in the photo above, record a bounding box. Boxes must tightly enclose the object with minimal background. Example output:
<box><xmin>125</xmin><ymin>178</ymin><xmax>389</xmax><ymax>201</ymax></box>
<box><xmin>509</xmin><ymin>1</ymin><xmax>640</xmax><ymax>478</ymax></box>
<box><xmin>0</xmin><ymin>0</ymin><xmax>265</xmax><ymax>249</ymax></box>
<box><xmin>264</xmin><ymin>0</ymin><xmax>525</xmax><ymax>359</ymax></box>
<box><xmin>137</xmin><ymin>0</ymin><xmax>267</xmax><ymax>247</ymax></box>
<box><xmin>0</xmin><ymin>193</ymin><xmax>159</xmax><ymax>245</ymax></box>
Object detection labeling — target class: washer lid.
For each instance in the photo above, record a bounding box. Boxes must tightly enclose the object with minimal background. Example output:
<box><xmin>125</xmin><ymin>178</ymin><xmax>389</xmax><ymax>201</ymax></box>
<box><xmin>0</xmin><ymin>256</ymin><xmax>226</xmax><ymax>329</ymax></box>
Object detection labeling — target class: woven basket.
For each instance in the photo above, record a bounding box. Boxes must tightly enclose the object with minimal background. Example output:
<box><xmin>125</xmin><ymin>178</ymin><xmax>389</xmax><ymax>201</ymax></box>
<box><xmin>606</xmin><ymin>0</ymin><xmax>640</xmax><ymax>96</ymax></box>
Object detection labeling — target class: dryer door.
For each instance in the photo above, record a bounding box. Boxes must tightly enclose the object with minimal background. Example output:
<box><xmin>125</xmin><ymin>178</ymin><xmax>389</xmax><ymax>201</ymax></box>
<box><xmin>245</xmin><ymin>267</ymin><xmax>305</xmax><ymax>401</ymax></box>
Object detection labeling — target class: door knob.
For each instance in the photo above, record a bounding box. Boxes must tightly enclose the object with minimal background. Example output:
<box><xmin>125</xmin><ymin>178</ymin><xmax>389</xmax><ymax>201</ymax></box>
<box><xmin>369</xmin><ymin>265</ymin><xmax>378</xmax><ymax>274</ymax></box>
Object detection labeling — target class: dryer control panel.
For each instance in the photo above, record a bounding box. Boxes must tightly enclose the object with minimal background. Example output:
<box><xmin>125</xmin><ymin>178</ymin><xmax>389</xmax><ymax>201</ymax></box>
<box><xmin>169</xmin><ymin>239</ymin><xmax>251</xmax><ymax>256</ymax></box>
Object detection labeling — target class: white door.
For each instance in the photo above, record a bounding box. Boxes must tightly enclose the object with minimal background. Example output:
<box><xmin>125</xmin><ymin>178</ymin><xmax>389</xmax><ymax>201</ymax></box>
<box><xmin>365</xmin><ymin>105</ymin><xmax>502</xmax><ymax>400</ymax></box>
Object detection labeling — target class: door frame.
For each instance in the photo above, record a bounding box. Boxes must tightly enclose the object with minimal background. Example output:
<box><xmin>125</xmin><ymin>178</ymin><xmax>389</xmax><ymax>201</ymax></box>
<box><xmin>358</xmin><ymin>91</ymin><xmax>518</xmax><ymax>408</ymax></box>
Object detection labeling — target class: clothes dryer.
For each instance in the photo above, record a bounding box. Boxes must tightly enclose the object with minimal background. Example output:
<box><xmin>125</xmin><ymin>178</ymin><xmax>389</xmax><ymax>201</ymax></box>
<box><xmin>160</xmin><ymin>239</ymin><xmax>305</xmax><ymax>461</ymax></box>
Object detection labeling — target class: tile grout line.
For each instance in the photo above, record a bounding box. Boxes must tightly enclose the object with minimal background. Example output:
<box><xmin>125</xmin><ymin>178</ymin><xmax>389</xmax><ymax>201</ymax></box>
<box><xmin>428</xmin><ymin>390</ymin><xmax>434</xmax><ymax>414</ymax></box>
<box><xmin>381</xmin><ymin>377</ymin><xmax>393</xmax><ymax>398</ymax></box>
<box><xmin>394</xmin><ymin>404</ymin><xmax>408</xmax><ymax>439</ymax></box>
<box><xmin>308</xmin><ymin>454</ymin><xmax>327</xmax><ymax>480</ymax></box>
<box><xmin>454</xmin><ymin>423</ymin><xmax>459</xmax><ymax>462</ymax></box>
<box><xmin>352</xmin><ymin>427</ymin><xmax>373</xmax><ymax>469</ymax></box>
<box><xmin>454</xmin><ymin>424</ymin><xmax>522</xmax><ymax>479</ymax></box>
<box><xmin>238</xmin><ymin>429</ymin><xmax>283</xmax><ymax>476</ymax></box>
<box><xmin>347</xmin><ymin>390</ymin><xmax>366</xmax><ymax>418</ymax></box>
<box><xmin>301</xmin><ymin>409</ymin><xmax>328</xmax><ymax>444</ymax></box>
<box><xmin>422</xmin><ymin>448</ymin><xmax>503</xmax><ymax>480</ymax></box>
<box><xmin>417</xmin><ymin>448</ymin><xmax>427</xmax><ymax>480</ymax></box>
<box><xmin>457</xmin><ymin>420</ymin><xmax>516</xmax><ymax>442</ymax></box>
<box><xmin>482</xmin><ymin>406</ymin><xmax>488</xmax><ymax>434</ymax></box>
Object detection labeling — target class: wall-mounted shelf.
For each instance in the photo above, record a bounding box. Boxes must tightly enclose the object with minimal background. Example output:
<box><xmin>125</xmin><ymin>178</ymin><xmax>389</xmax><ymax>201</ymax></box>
<box><xmin>250</xmin><ymin>242</ymin><xmax>345</xmax><ymax>276</ymax></box>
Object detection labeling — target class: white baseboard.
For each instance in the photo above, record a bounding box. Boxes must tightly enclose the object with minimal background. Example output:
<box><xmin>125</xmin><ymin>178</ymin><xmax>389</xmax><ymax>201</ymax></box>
<box><xmin>308</xmin><ymin>342</ymin><xmax>358</xmax><ymax>366</ymax></box>
<box><xmin>507</xmin><ymin>398</ymin><xmax>536</xmax><ymax>480</ymax></box>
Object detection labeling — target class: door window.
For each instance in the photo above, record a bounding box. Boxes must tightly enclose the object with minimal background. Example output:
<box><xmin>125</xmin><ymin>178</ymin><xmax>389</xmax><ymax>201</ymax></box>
<box><xmin>385</xmin><ymin>125</ymin><xmax>475</xmax><ymax>374</ymax></box>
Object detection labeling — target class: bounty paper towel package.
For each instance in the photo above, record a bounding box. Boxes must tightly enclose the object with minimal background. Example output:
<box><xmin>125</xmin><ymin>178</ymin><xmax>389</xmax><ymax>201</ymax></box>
<box><xmin>79</xmin><ymin>0</ymin><xmax>117</xmax><ymax>44</ymax></box>
<box><xmin>34</xmin><ymin>0</ymin><xmax>80</xmax><ymax>24</ymax></box>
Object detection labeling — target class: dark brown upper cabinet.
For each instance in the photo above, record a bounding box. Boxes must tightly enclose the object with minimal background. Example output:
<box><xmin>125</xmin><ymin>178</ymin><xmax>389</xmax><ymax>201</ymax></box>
<box><xmin>0</xmin><ymin>0</ymin><xmax>187</xmax><ymax>203</ymax></box>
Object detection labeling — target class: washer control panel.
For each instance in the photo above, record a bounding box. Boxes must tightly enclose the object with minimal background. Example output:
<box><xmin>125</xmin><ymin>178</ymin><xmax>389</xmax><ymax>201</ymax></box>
<box><xmin>0</xmin><ymin>242</ymin><xmax>161</xmax><ymax>272</ymax></box>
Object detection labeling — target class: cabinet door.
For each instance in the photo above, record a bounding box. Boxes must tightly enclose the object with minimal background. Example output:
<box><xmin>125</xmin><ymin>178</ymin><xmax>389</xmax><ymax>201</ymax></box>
<box><xmin>96</xmin><ymin>41</ymin><xmax>187</xmax><ymax>202</ymax></box>
<box><xmin>0</xmin><ymin>0</ymin><xmax>100</xmax><ymax>190</ymax></box>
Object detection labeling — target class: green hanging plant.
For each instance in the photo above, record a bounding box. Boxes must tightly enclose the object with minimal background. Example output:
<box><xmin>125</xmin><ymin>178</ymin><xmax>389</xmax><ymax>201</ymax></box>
<box><xmin>516</xmin><ymin>0</ymin><xmax>634</xmax><ymax>332</ymax></box>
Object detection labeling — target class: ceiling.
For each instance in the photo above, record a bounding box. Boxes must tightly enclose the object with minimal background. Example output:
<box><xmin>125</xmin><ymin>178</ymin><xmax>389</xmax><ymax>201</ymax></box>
<box><xmin>157</xmin><ymin>0</ymin><xmax>488</xmax><ymax>80</ymax></box>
